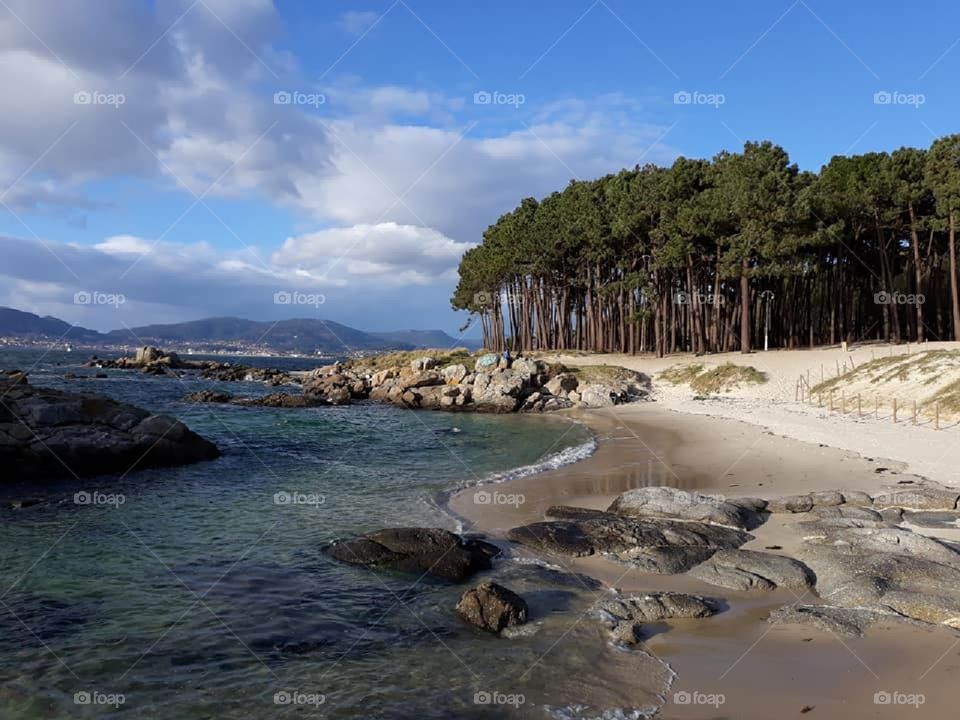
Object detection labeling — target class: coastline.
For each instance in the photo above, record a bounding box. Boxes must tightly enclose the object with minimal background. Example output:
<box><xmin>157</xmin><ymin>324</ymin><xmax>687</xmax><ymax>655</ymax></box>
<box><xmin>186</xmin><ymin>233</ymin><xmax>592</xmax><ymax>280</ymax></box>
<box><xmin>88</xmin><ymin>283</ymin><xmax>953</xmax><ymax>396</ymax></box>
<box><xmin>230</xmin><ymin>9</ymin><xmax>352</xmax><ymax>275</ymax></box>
<box><xmin>449</xmin><ymin>401</ymin><xmax>960</xmax><ymax>718</ymax></box>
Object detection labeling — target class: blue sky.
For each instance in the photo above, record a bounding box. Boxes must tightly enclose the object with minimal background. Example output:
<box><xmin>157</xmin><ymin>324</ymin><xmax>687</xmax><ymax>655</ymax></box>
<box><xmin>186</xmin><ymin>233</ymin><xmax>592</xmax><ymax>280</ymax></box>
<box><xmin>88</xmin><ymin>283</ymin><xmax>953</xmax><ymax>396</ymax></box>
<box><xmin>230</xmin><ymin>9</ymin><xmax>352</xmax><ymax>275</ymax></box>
<box><xmin>0</xmin><ymin>0</ymin><xmax>956</xmax><ymax>341</ymax></box>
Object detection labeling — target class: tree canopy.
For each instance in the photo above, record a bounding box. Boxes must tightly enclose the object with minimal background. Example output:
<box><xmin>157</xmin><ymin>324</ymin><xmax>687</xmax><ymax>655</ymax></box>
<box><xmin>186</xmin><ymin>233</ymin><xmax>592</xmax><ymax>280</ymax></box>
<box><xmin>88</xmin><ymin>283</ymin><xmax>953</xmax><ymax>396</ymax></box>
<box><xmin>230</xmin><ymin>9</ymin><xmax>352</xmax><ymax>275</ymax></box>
<box><xmin>453</xmin><ymin>137</ymin><xmax>960</xmax><ymax>355</ymax></box>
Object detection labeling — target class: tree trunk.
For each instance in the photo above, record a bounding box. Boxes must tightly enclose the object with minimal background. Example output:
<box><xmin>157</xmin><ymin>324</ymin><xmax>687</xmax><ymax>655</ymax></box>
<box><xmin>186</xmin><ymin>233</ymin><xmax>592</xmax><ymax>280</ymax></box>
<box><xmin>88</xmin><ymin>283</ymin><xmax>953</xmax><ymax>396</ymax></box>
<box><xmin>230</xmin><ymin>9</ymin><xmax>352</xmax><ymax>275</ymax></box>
<box><xmin>740</xmin><ymin>258</ymin><xmax>751</xmax><ymax>353</ymax></box>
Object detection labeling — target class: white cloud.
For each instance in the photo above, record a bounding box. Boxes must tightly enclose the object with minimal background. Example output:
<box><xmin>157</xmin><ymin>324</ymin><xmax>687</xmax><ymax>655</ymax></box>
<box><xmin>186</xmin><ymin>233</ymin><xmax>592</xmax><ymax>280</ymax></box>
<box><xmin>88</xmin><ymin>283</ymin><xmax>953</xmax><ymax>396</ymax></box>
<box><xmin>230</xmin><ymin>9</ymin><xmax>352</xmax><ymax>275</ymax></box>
<box><xmin>337</xmin><ymin>10</ymin><xmax>381</xmax><ymax>36</ymax></box>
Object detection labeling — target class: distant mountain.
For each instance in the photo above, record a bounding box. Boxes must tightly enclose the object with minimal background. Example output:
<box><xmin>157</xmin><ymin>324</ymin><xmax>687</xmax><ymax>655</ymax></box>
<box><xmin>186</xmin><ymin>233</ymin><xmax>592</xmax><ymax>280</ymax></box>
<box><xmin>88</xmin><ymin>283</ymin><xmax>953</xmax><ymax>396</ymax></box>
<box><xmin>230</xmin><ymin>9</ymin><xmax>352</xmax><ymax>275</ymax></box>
<box><xmin>104</xmin><ymin>317</ymin><xmax>412</xmax><ymax>353</ymax></box>
<box><xmin>0</xmin><ymin>307</ymin><xmax>475</xmax><ymax>355</ymax></box>
<box><xmin>371</xmin><ymin>330</ymin><xmax>483</xmax><ymax>350</ymax></box>
<box><xmin>0</xmin><ymin>307</ymin><xmax>102</xmax><ymax>341</ymax></box>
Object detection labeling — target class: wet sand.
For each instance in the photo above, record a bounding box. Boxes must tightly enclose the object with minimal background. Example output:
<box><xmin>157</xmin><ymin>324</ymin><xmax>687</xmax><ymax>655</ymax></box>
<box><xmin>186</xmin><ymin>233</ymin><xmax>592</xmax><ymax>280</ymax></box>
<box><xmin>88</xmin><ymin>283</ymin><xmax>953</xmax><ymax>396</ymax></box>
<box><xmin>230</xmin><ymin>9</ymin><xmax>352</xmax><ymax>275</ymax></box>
<box><xmin>449</xmin><ymin>403</ymin><xmax>960</xmax><ymax>719</ymax></box>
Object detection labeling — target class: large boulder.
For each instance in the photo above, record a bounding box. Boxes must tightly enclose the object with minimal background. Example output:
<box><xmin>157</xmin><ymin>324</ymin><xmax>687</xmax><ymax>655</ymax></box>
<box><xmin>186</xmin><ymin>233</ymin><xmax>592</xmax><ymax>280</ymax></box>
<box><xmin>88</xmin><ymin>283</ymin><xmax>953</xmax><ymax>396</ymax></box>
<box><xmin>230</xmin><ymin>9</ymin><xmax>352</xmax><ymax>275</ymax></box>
<box><xmin>508</xmin><ymin>506</ymin><xmax>752</xmax><ymax>574</ymax></box>
<box><xmin>687</xmin><ymin>549</ymin><xmax>814</xmax><ymax>592</ymax></box>
<box><xmin>608</xmin><ymin>486</ymin><xmax>760</xmax><ymax>530</ymax></box>
<box><xmin>1</xmin><ymin>374</ymin><xmax>220</xmax><ymax>481</ymax></box>
<box><xmin>325</xmin><ymin>528</ymin><xmax>500</xmax><ymax>582</ymax></box>
<box><xmin>441</xmin><ymin>364</ymin><xmax>468</xmax><ymax>384</ymax></box>
<box><xmin>410</xmin><ymin>357</ymin><xmax>437</xmax><ymax>373</ymax></box>
<box><xmin>545</xmin><ymin>373</ymin><xmax>579</xmax><ymax>397</ymax></box>
<box><xmin>456</xmin><ymin>582</ymin><xmax>528</xmax><ymax>634</ymax></box>
<box><xmin>872</xmin><ymin>483</ymin><xmax>960</xmax><ymax>510</ymax></box>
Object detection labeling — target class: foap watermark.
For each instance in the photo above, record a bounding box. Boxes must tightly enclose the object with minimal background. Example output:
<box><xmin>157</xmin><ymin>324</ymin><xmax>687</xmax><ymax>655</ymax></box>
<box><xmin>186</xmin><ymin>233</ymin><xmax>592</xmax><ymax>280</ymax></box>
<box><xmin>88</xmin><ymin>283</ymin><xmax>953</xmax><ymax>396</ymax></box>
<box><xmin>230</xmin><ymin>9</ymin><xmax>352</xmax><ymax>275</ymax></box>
<box><xmin>874</xmin><ymin>291</ymin><xmax>924</xmax><ymax>306</ymax></box>
<box><xmin>675</xmin><ymin>291</ymin><xmax>725</xmax><ymax>306</ymax></box>
<box><xmin>74</xmin><ymin>90</ymin><xmax>126</xmax><ymax>108</ymax></box>
<box><xmin>674</xmin><ymin>691</ymin><xmax>725</xmax><ymax>708</ymax></box>
<box><xmin>74</xmin><ymin>491</ymin><xmax>125</xmax><ymax>508</ymax></box>
<box><xmin>274</xmin><ymin>491</ymin><xmax>325</xmax><ymax>507</ymax></box>
<box><xmin>274</xmin><ymin>690</ymin><xmax>325</xmax><ymax>707</ymax></box>
<box><xmin>874</xmin><ymin>691</ymin><xmax>925</xmax><ymax>707</ymax></box>
<box><xmin>274</xmin><ymin>290</ymin><xmax>326</xmax><ymax>308</ymax></box>
<box><xmin>674</xmin><ymin>90</ymin><xmax>725</xmax><ymax>108</ymax></box>
<box><xmin>473</xmin><ymin>490</ymin><xmax>525</xmax><ymax>508</ymax></box>
<box><xmin>74</xmin><ymin>290</ymin><xmax>125</xmax><ymax>308</ymax></box>
<box><xmin>874</xmin><ymin>90</ymin><xmax>925</xmax><ymax>108</ymax></box>
<box><xmin>274</xmin><ymin>90</ymin><xmax>326</xmax><ymax>108</ymax></box>
<box><xmin>474</xmin><ymin>691</ymin><xmax>525</xmax><ymax>708</ymax></box>
<box><xmin>74</xmin><ymin>691</ymin><xmax>125</xmax><ymax>708</ymax></box>
<box><xmin>473</xmin><ymin>90</ymin><xmax>525</xmax><ymax>108</ymax></box>
<box><xmin>474</xmin><ymin>290</ymin><xmax>522</xmax><ymax>307</ymax></box>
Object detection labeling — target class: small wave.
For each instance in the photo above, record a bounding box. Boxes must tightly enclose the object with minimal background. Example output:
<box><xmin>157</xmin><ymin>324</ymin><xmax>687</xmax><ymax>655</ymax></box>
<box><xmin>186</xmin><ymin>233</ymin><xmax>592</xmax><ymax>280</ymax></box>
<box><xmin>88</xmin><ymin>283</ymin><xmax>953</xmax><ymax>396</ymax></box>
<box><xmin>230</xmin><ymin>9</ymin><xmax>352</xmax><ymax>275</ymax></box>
<box><xmin>543</xmin><ymin>704</ymin><xmax>659</xmax><ymax>720</ymax></box>
<box><xmin>474</xmin><ymin>434</ymin><xmax>598</xmax><ymax>488</ymax></box>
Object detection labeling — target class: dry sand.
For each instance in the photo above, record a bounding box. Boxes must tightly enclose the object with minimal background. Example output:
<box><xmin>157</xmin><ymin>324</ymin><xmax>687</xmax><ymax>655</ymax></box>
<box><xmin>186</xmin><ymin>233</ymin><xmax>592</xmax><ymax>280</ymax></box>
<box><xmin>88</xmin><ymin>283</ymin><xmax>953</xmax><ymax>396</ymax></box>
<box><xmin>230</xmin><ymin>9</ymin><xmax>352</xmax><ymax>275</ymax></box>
<box><xmin>449</xmin><ymin>397</ymin><xmax>960</xmax><ymax>719</ymax></box>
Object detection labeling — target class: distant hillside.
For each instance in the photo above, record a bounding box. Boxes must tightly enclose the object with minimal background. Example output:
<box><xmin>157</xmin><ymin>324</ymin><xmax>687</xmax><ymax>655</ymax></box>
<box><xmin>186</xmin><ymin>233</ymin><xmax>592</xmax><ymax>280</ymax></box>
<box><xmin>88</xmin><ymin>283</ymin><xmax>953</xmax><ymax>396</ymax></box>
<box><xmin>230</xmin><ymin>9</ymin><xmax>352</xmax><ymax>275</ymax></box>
<box><xmin>0</xmin><ymin>307</ymin><xmax>102</xmax><ymax>341</ymax></box>
<box><xmin>371</xmin><ymin>329</ymin><xmax>482</xmax><ymax>350</ymax></box>
<box><xmin>104</xmin><ymin>317</ymin><xmax>414</xmax><ymax>353</ymax></box>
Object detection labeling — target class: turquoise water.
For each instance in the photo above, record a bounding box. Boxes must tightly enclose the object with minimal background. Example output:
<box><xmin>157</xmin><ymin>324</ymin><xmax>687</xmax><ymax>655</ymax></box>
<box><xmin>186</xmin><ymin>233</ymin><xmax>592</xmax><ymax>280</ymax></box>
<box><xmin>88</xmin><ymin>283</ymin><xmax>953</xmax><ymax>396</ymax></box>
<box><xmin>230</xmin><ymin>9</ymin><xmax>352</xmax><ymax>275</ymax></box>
<box><xmin>0</xmin><ymin>350</ymin><xmax>665</xmax><ymax>719</ymax></box>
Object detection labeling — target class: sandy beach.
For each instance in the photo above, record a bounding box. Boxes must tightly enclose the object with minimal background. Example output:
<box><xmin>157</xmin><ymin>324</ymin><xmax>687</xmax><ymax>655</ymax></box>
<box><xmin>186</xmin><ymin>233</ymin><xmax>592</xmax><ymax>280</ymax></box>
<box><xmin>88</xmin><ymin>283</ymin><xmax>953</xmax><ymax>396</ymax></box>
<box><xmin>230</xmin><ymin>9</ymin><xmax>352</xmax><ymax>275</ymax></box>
<box><xmin>450</xmin><ymin>396</ymin><xmax>960</xmax><ymax>719</ymax></box>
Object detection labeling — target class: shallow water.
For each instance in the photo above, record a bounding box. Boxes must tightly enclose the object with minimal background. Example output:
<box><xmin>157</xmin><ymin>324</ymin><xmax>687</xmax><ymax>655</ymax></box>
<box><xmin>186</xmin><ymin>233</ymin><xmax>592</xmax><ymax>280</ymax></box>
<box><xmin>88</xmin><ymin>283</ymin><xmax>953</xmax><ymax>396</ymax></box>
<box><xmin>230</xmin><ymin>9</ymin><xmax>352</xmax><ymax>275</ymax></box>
<box><xmin>0</xmin><ymin>350</ymin><xmax>669</xmax><ymax>719</ymax></box>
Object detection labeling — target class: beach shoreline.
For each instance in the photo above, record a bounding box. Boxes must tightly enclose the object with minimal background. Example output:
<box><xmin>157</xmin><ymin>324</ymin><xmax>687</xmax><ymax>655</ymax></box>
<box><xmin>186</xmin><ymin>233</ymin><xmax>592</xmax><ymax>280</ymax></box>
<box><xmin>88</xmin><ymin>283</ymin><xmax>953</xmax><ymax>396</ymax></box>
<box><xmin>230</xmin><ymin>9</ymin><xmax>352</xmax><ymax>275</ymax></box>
<box><xmin>449</xmin><ymin>400</ymin><xmax>960</xmax><ymax>719</ymax></box>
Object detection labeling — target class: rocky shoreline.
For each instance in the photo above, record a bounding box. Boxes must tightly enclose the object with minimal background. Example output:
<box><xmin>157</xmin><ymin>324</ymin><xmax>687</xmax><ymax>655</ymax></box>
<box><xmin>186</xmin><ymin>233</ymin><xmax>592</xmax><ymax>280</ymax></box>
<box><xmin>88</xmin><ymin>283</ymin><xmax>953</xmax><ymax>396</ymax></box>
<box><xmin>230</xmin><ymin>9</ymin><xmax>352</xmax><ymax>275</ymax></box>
<box><xmin>1</xmin><ymin>370</ymin><xmax>220</xmax><ymax>482</ymax></box>
<box><xmin>92</xmin><ymin>346</ymin><xmax>652</xmax><ymax>413</ymax></box>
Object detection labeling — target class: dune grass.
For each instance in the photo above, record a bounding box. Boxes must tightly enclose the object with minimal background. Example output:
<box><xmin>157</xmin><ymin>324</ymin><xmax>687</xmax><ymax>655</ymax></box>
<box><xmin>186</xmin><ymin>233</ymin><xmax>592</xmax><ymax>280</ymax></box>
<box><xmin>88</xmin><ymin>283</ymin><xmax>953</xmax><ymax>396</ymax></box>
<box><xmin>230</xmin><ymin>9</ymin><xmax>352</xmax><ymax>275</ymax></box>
<box><xmin>660</xmin><ymin>362</ymin><xmax>767</xmax><ymax>394</ymax></box>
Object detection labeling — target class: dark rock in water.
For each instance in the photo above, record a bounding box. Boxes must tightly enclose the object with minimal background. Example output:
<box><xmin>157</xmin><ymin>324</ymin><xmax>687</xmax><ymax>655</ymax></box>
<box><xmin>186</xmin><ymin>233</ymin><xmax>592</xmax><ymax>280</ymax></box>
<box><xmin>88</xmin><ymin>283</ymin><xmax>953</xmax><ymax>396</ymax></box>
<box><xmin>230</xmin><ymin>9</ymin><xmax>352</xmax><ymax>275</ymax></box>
<box><xmin>182</xmin><ymin>390</ymin><xmax>234</xmax><ymax>404</ymax></box>
<box><xmin>325</xmin><ymin>528</ymin><xmax>500</xmax><ymax>582</ymax></box>
<box><xmin>456</xmin><ymin>581</ymin><xmax>528</xmax><ymax>634</ymax></box>
<box><xmin>0</xmin><ymin>372</ymin><xmax>220</xmax><ymax>481</ymax></box>
<box><xmin>687</xmin><ymin>549</ymin><xmax>815</xmax><ymax>592</ymax></box>
<box><xmin>594</xmin><ymin>591</ymin><xmax>719</xmax><ymax>644</ymax></box>
<box><xmin>508</xmin><ymin>507</ymin><xmax>752</xmax><ymax>573</ymax></box>
<box><xmin>235</xmin><ymin>392</ymin><xmax>327</xmax><ymax>408</ymax></box>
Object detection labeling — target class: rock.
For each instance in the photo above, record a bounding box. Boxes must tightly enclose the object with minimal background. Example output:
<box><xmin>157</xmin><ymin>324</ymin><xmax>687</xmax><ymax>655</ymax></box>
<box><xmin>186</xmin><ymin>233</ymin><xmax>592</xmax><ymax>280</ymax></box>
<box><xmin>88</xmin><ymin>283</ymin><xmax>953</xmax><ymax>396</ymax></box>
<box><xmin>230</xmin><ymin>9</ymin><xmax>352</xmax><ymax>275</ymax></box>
<box><xmin>902</xmin><ymin>511</ymin><xmax>960</xmax><ymax>529</ymax></box>
<box><xmin>441</xmin><ymin>364</ymin><xmax>468</xmax><ymax>384</ymax></box>
<box><xmin>455</xmin><ymin>582</ymin><xmax>528</xmax><ymax>633</ymax></box>
<box><xmin>687</xmin><ymin>549</ymin><xmax>814</xmax><ymax>592</ymax></box>
<box><xmin>410</xmin><ymin>357</ymin><xmax>437</xmax><ymax>372</ymax></box>
<box><xmin>182</xmin><ymin>390</ymin><xmax>234</xmax><ymax>404</ymax></box>
<box><xmin>135</xmin><ymin>346</ymin><xmax>163</xmax><ymax>365</ymax></box>
<box><xmin>475</xmin><ymin>353</ymin><xmax>499</xmax><ymax>370</ymax></box>
<box><xmin>594</xmin><ymin>591</ymin><xmax>718</xmax><ymax>644</ymax></box>
<box><xmin>768</xmin><ymin>604</ymin><xmax>900</xmax><ymax>638</ymax></box>
<box><xmin>325</xmin><ymin>528</ymin><xmax>500</xmax><ymax>582</ymax></box>
<box><xmin>578</xmin><ymin>383</ymin><xmax>616</xmax><ymax>407</ymax></box>
<box><xmin>872</xmin><ymin>483</ymin><xmax>960</xmax><ymax>510</ymax></box>
<box><xmin>840</xmin><ymin>490</ymin><xmax>873</xmax><ymax>506</ymax></box>
<box><xmin>809</xmin><ymin>490</ymin><xmax>845</xmax><ymax>507</ymax></box>
<box><xmin>608</xmin><ymin>486</ymin><xmax>760</xmax><ymax>530</ymax></box>
<box><xmin>236</xmin><ymin>393</ymin><xmax>327</xmax><ymax>408</ymax></box>
<box><xmin>567</xmin><ymin>390</ymin><xmax>581</xmax><ymax>403</ymax></box>
<box><xmin>765</xmin><ymin>493</ymin><xmax>814</xmax><ymax>513</ymax></box>
<box><xmin>1</xmin><ymin>375</ymin><xmax>220</xmax><ymax>481</ymax></box>
<box><xmin>508</xmin><ymin>506</ymin><xmax>752</xmax><ymax>573</ymax></box>
<box><xmin>545</xmin><ymin>373</ymin><xmax>578</xmax><ymax>397</ymax></box>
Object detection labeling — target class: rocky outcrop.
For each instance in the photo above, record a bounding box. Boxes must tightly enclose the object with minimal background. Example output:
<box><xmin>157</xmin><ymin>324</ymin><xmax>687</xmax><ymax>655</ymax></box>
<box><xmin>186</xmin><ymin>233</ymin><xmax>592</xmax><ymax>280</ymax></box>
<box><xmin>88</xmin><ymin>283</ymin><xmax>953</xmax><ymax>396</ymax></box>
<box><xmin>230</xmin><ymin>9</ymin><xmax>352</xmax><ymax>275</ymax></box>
<box><xmin>88</xmin><ymin>347</ymin><xmax>295</xmax><ymax>385</ymax></box>
<box><xmin>455</xmin><ymin>582</ymin><xmax>528</xmax><ymax>634</ymax></box>
<box><xmin>508</xmin><ymin>506</ymin><xmax>752</xmax><ymax>573</ymax></box>
<box><xmin>608</xmin><ymin>486</ymin><xmax>762</xmax><ymax>530</ymax></box>
<box><xmin>594</xmin><ymin>591</ymin><xmax>719</xmax><ymax>644</ymax></box>
<box><xmin>1</xmin><ymin>372</ymin><xmax>220</xmax><ymax>481</ymax></box>
<box><xmin>182</xmin><ymin>390</ymin><xmax>234</xmax><ymax>403</ymax></box>
<box><xmin>324</xmin><ymin>528</ymin><xmax>500</xmax><ymax>582</ymax></box>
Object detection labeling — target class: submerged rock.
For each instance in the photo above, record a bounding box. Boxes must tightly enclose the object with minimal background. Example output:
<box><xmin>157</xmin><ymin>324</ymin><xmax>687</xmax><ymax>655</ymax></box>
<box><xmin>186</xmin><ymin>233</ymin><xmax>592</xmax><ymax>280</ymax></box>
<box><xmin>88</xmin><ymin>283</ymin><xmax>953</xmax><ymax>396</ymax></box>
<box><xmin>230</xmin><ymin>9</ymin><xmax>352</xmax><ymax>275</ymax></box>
<box><xmin>325</xmin><ymin>528</ymin><xmax>500</xmax><ymax>582</ymax></box>
<box><xmin>1</xmin><ymin>372</ymin><xmax>220</xmax><ymax>481</ymax></box>
<box><xmin>456</xmin><ymin>582</ymin><xmax>528</xmax><ymax>634</ymax></box>
<box><xmin>767</xmin><ymin>604</ymin><xmax>904</xmax><ymax>638</ymax></box>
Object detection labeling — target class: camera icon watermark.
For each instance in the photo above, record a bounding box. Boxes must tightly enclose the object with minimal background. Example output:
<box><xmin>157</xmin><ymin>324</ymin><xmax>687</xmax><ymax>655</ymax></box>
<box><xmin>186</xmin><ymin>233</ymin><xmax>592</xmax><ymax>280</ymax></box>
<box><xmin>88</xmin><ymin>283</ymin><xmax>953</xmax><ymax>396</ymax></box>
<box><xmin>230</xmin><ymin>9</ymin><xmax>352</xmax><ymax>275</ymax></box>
<box><xmin>473</xmin><ymin>490</ymin><xmax>525</xmax><ymax>508</ymax></box>
<box><xmin>274</xmin><ymin>90</ymin><xmax>326</xmax><ymax>107</ymax></box>
<box><xmin>674</xmin><ymin>90</ymin><xmax>725</xmax><ymax>108</ymax></box>
<box><xmin>273</xmin><ymin>491</ymin><xmax>325</xmax><ymax>507</ymax></box>
<box><xmin>274</xmin><ymin>690</ymin><xmax>325</xmax><ymax>707</ymax></box>
<box><xmin>273</xmin><ymin>290</ymin><xmax>326</xmax><ymax>308</ymax></box>
<box><xmin>874</xmin><ymin>291</ymin><xmax>924</xmax><ymax>306</ymax></box>
<box><xmin>674</xmin><ymin>690</ymin><xmax>725</xmax><ymax>707</ymax></box>
<box><xmin>73</xmin><ymin>90</ymin><xmax>126</xmax><ymax>108</ymax></box>
<box><xmin>874</xmin><ymin>690</ymin><xmax>925</xmax><ymax>707</ymax></box>
<box><xmin>473</xmin><ymin>690</ymin><xmax>525</xmax><ymax>707</ymax></box>
<box><xmin>74</xmin><ymin>491</ymin><xmax>125</xmax><ymax>508</ymax></box>
<box><xmin>473</xmin><ymin>90</ymin><xmax>525</xmax><ymax>108</ymax></box>
<box><xmin>74</xmin><ymin>290</ymin><xmax>126</xmax><ymax>308</ymax></box>
<box><xmin>74</xmin><ymin>691</ymin><xmax>125</xmax><ymax>708</ymax></box>
<box><xmin>874</xmin><ymin>90</ymin><xmax>925</xmax><ymax>108</ymax></box>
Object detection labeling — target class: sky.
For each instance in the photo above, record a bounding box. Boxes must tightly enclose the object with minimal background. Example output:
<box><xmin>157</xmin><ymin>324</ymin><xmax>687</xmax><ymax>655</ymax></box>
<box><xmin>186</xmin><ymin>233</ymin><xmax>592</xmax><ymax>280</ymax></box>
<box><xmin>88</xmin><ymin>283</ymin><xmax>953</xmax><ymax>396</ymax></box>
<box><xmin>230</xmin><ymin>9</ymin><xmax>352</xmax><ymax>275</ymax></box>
<box><xmin>0</xmin><ymin>0</ymin><xmax>957</xmax><ymax>340</ymax></box>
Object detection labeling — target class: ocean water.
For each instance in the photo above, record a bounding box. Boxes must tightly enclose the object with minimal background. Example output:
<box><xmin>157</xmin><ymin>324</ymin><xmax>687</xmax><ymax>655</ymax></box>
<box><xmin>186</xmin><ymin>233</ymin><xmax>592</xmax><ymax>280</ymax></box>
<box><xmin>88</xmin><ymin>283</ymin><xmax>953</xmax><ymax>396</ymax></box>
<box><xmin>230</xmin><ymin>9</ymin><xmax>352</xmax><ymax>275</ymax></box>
<box><xmin>0</xmin><ymin>350</ymin><xmax>669</xmax><ymax>719</ymax></box>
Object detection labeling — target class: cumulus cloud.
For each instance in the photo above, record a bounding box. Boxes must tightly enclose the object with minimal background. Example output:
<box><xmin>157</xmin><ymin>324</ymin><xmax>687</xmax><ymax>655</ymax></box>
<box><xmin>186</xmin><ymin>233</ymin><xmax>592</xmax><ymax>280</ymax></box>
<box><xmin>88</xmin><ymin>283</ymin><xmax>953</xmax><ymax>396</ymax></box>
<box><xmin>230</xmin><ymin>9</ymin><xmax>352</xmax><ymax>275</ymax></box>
<box><xmin>337</xmin><ymin>10</ymin><xmax>381</xmax><ymax>36</ymax></box>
